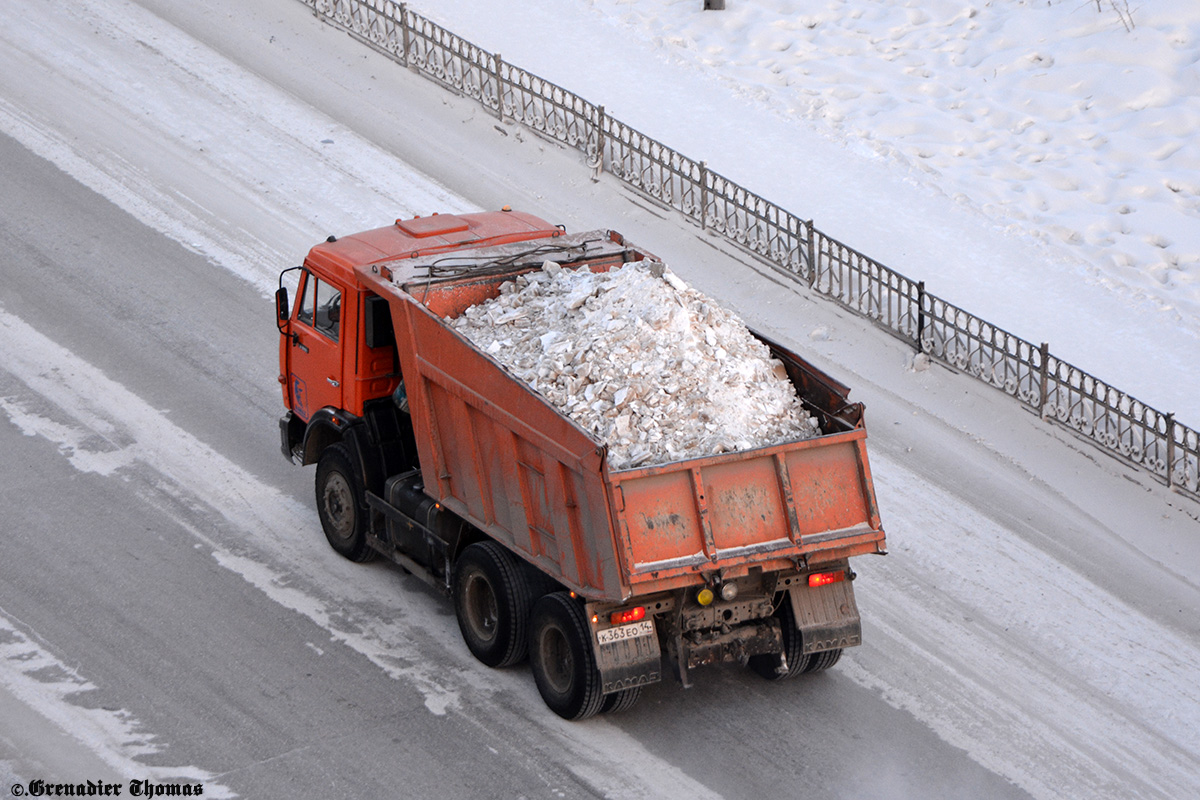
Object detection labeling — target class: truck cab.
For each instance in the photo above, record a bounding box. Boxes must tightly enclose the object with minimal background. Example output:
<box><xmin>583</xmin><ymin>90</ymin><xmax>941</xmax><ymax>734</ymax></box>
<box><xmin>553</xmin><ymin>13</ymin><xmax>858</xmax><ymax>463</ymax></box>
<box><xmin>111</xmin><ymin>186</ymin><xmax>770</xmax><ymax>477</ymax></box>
<box><xmin>276</xmin><ymin>208</ymin><xmax>561</xmax><ymax>465</ymax></box>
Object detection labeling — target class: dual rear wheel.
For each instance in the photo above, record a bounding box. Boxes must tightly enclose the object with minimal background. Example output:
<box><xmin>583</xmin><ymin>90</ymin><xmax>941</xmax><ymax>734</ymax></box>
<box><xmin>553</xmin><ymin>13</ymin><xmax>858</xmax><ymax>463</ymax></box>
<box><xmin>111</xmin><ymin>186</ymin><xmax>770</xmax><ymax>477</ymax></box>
<box><xmin>747</xmin><ymin>598</ymin><xmax>843</xmax><ymax>680</ymax></box>
<box><xmin>453</xmin><ymin>541</ymin><xmax>536</xmax><ymax>668</ymax></box>
<box><xmin>526</xmin><ymin>591</ymin><xmax>647</xmax><ymax>720</ymax></box>
<box><xmin>452</xmin><ymin>546</ymin><xmax>635</xmax><ymax>721</ymax></box>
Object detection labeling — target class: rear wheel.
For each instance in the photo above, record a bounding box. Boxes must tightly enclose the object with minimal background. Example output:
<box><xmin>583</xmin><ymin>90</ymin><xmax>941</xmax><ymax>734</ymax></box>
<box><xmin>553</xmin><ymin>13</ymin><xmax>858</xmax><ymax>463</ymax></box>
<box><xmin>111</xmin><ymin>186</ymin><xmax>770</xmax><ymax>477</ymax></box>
<box><xmin>529</xmin><ymin>592</ymin><xmax>605</xmax><ymax>721</ymax></box>
<box><xmin>748</xmin><ymin>597</ymin><xmax>812</xmax><ymax>680</ymax></box>
<box><xmin>315</xmin><ymin>443</ymin><xmax>375</xmax><ymax>562</ymax></box>
<box><xmin>804</xmin><ymin>647</ymin><xmax>843</xmax><ymax>673</ymax></box>
<box><xmin>600</xmin><ymin>686</ymin><xmax>642</xmax><ymax>714</ymax></box>
<box><xmin>453</xmin><ymin>542</ymin><xmax>535</xmax><ymax>668</ymax></box>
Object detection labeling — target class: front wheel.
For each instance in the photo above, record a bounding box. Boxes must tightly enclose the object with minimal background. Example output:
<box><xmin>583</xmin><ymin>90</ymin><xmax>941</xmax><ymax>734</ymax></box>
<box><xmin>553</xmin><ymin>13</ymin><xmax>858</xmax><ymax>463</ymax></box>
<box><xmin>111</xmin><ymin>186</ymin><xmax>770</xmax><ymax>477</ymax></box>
<box><xmin>315</xmin><ymin>443</ymin><xmax>375</xmax><ymax>562</ymax></box>
<box><xmin>529</xmin><ymin>592</ymin><xmax>605</xmax><ymax>721</ymax></box>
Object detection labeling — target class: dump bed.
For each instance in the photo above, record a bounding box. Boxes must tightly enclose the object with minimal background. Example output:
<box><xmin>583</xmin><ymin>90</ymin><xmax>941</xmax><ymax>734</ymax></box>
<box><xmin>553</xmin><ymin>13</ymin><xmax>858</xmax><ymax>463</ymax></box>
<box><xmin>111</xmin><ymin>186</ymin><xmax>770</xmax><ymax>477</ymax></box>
<box><xmin>359</xmin><ymin>230</ymin><xmax>885</xmax><ymax>602</ymax></box>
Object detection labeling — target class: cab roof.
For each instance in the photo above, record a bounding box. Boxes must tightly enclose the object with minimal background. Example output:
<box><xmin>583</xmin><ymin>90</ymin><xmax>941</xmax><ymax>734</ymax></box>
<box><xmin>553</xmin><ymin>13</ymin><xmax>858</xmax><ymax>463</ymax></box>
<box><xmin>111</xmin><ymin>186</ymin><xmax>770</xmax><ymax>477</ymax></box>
<box><xmin>303</xmin><ymin>209</ymin><xmax>560</xmax><ymax>282</ymax></box>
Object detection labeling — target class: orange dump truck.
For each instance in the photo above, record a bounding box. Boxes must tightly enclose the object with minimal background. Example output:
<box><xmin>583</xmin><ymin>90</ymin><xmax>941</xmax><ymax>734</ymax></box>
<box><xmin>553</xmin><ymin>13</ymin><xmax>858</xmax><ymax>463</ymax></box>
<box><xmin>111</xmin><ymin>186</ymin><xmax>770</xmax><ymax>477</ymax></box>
<box><xmin>276</xmin><ymin>209</ymin><xmax>886</xmax><ymax>719</ymax></box>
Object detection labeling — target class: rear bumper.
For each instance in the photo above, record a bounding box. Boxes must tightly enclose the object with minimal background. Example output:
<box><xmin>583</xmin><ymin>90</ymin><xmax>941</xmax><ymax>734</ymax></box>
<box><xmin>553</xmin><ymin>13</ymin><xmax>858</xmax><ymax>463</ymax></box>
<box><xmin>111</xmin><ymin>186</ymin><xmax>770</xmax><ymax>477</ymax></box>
<box><xmin>587</xmin><ymin>565</ymin><xmax>863</xmax><ymax>690</ymax></box>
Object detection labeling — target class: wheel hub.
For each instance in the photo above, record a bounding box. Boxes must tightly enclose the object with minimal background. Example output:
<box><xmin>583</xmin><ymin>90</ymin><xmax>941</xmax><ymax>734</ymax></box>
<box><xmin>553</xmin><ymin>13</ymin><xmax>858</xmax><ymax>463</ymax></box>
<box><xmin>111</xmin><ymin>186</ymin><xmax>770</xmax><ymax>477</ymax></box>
<box><xmin>464</xmin><ymin>572</ymin><xmax>498</xmax><ymax>644</ymax></box>
<box><xmin>322</xmin><ymin>472</ymin><xmax>355</xmax><ymax>539</ymax></box>
<box><xmin>539</xmin><ymin>625</ymin><xmax>573</xmax><ymax>695</ymax></box>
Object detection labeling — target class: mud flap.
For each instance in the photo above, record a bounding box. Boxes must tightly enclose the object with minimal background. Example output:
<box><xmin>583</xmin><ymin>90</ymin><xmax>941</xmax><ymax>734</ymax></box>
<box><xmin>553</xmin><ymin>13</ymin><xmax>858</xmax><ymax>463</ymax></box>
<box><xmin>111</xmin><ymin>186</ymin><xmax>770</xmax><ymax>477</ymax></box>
<box><xmin>787</xmin><ymin>580</ymin><xmax>862</xmax><ymax>654</ymax></box>
<box><xmin>593</xmin><ymin>620</ymin><xmax>663</xmax><ymax>694</ymax></box>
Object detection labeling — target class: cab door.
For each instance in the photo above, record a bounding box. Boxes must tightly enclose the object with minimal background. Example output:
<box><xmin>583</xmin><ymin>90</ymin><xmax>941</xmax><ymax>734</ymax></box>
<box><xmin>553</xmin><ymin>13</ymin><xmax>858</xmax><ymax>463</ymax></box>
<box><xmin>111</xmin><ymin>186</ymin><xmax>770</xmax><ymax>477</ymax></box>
<box><xmin>287</xmin><ymin>269</ymin><xmax>345</xmax><ymax>421</ymax></box>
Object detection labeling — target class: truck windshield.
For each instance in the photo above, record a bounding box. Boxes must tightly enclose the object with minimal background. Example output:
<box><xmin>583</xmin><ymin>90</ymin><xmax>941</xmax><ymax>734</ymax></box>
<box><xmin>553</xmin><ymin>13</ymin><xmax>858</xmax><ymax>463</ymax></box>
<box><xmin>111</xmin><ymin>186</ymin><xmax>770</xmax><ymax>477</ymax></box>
<box><xmin>297</xmin><ymin>272</ymin><xmax>342</xmax><ymax>341</ymax></box>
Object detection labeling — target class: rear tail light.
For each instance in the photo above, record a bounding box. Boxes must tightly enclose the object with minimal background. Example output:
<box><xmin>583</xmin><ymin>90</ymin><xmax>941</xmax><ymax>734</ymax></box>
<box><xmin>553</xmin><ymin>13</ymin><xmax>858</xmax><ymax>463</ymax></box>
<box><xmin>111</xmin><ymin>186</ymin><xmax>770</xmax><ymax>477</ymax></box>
<box><xmin>808</xmin><ymin>570</ymin><xmax>846</xmax><ymax>588</ymax></box>
<box><xmin>610</xmin><ymin>606</ymin><xmax>646</xmax><ymax>625</ymax></box>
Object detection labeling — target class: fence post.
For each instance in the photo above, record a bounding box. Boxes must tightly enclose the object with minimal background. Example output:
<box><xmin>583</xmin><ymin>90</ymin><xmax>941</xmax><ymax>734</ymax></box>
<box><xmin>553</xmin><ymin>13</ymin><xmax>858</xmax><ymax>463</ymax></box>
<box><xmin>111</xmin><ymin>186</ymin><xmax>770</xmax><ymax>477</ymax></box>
<box><xmin>589</xmin><ymin>105</ymin><xmax>606</xmax><ymax>181</ymax></box>
<box><xmin>1038</xmin><ymin>342</ymin><xmax>1051</xmax><ymax>420</ymax></box>
<box><xmin>493</xmin><ymin>53</ymin><xmax>505</xmax><ymax>120</ymax></box>
<box><xmin>699</xmin><ymin>161</ymin><xmax>709</xmax><ymax>230</ymax></box>
<box><xmin>1166</xmin><ymin>412</ymin><xmax>1176</xmax><ymax>489</ymax></box>
<box><xmin>914</xmin><ymin>281</ymin><xmax>926</xmax><ymax>350</ymax></box>
<box><xmin>806</xmin><ymin>222</ymin><xmax>817</xmax><ymax>289</ymax></box>
<box><xmin>398</xmin><ymin>3</ymin><xmax>410</xmax><ymax>66</ymax></box>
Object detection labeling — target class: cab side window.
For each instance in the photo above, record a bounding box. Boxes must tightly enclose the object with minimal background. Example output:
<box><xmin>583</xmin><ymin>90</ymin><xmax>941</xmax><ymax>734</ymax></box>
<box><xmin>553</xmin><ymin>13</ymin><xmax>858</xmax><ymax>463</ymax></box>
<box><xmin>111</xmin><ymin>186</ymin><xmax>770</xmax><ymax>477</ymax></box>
<box><xmin>297</xmin><ymin>272</ymin><xmax>342</xmax><ymax>342</ymax></box>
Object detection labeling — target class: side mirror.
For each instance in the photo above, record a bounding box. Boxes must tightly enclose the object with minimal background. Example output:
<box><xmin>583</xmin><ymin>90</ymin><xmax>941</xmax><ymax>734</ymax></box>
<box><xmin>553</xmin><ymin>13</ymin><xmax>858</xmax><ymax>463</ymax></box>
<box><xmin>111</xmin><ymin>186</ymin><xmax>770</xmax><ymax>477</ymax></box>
<box><xmin>275</xmin><ymin>287</ymin><xmax>289</xmax><ymax>330</ymax></box>
<box><xmin>276</xmin><ymin>265</ymin><xmax>303</xmax><ymax>334</ymax></box>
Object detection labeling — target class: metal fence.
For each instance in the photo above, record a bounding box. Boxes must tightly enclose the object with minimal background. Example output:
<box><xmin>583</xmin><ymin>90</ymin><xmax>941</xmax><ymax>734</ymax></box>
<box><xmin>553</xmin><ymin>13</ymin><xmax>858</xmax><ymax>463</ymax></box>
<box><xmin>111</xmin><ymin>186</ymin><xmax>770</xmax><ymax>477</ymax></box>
<box><xmin>299</xmin><ymin>0</ymin><xmax>1200</xmax><ymax>503</ymax></box>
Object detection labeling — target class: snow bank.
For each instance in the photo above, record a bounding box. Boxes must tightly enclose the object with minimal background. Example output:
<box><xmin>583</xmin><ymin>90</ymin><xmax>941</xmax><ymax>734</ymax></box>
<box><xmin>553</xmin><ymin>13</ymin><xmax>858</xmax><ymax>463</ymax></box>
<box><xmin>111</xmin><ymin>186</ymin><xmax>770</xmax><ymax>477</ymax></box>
<box><xmin>424</xmin><ymin>0</ymin><xmax>1200</xmax><ymax>420</ymax></box>
<box><xmin>449</xmin><ymin>260</ymin><xmax>820</xmax><ymax>468</ymax></box>
<box><xmin>582</xmin><ymin>0</ymin><xmax>1200</xmax><ymax>323</ymax></box>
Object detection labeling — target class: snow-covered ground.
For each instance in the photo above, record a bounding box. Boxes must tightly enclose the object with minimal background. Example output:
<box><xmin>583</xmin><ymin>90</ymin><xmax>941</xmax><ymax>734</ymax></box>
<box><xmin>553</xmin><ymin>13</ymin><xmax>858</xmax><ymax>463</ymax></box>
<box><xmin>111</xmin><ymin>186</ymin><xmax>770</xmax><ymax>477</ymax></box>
<box><xmin>426</xmin><ymin>0</ymin><xmax>1200</xmax><ymax>424</ymax></box>
<box><xmin>0</xmin><ymin>0</ymin><xmax>1197</xmax><ymax>798</ymax></box>
<box><xmin>590</xmin><ymin>0</ymin><xmax>1200</xmax><ymax>307</ymax></box>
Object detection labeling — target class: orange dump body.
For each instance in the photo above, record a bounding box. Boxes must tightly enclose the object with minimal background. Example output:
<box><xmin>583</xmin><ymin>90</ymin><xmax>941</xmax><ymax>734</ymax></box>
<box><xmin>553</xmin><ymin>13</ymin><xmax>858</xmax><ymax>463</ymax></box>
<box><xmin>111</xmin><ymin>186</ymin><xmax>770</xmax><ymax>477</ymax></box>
<box><xmin>356</xmin><ymin>228</ymin><xmax>886</xmax><ymax>603</ymax></box>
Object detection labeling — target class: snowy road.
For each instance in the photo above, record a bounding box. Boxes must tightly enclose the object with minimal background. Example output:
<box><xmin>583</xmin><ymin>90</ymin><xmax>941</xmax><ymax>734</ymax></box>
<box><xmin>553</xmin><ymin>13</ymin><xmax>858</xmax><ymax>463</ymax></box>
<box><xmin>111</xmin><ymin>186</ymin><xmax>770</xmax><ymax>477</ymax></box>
<box><xmin>0</xmin><ymin>123</ymin><xmax>1016</xmax><ymax>800</ymax></box>
<box><xmin>1</xmin><ymin>1</ymin><xmax>1197</xmax><ymax>798</ymax></box>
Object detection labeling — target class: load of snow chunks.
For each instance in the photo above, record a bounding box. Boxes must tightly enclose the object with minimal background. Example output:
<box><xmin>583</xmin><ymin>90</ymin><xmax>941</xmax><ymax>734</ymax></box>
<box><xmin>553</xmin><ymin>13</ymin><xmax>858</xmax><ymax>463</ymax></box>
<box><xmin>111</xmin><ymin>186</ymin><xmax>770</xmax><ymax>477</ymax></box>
<box><xmin>448</xmin><ymin>259</ymin><xmax>820</xmax><ymax>469</ymax></box>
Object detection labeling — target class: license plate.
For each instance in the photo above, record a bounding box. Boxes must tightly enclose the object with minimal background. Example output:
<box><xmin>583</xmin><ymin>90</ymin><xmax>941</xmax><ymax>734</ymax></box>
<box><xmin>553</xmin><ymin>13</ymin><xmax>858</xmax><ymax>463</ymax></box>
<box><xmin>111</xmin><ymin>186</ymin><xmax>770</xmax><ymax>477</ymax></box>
<box><xmin>596</xmin><ymin>619</ymin><xmax>654</xmax><ymax>645</ymax></box>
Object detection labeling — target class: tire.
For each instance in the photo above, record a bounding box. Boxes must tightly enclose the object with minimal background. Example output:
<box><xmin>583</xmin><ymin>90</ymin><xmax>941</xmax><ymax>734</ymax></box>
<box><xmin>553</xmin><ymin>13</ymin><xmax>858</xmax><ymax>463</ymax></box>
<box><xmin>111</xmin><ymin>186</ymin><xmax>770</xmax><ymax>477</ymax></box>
<box><xmin>600</xmin><ymin>686</ymin><xmax>642</xmax><ymax>715</ymax></box>
<box><xmin>803</xmin><ymin>647</ymin><xmax>843</xmax><ymax>673</ymax></box>
<box><xmin>529</xmin><ymin>592</ymin><xmax>605</xmax><ymax>721</ymax></box>
<box><xmin>315</xmin><ymin>443</ymin><xmax>375</xmax><ymax>562</ymax></box>
<box><xmin>453</xmin><ymin>542</ymin><xmax>535</xmax><ymax>668</ymax></box>
<box><xmin>748</xmin><ymin>597</ymin><xmax>813</xmax><ymax>680</ymax></box>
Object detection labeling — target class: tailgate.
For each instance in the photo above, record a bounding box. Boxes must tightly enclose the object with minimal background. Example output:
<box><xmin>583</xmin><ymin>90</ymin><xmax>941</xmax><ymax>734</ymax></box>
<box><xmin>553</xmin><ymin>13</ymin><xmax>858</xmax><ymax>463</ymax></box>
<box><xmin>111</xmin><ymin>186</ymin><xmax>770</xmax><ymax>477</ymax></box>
<box><xmin>610</xmin><ymin>429</ymin><xmax>885</xmax><ymax>590</ymax></box>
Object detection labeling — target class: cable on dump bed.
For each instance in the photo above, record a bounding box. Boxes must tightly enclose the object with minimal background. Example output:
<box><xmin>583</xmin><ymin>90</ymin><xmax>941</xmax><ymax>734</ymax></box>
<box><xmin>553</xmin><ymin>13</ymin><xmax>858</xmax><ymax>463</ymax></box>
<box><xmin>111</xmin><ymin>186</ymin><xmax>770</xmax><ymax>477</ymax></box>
<box><xmin>419</xmin><ymin>235</ymin><xmax>611</xmax><ymax>281</ymax></box>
